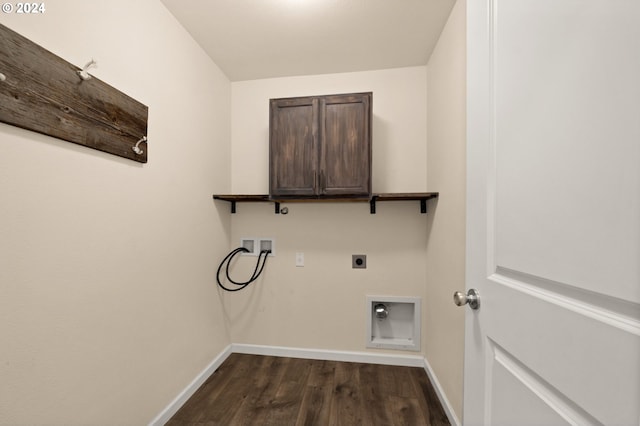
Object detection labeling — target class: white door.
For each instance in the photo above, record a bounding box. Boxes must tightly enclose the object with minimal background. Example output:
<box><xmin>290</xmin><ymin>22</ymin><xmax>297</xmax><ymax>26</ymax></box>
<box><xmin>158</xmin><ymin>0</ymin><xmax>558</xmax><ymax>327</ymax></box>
<box><xmin>464</xmin><ymin>1</ymin><xmax>640</xmax><ymax>425</ymax></box>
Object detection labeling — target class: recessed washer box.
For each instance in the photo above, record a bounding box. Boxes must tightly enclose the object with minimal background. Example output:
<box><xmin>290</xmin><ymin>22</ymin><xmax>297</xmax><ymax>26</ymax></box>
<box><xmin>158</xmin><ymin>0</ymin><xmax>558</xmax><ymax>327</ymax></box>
<box><xmin>366</xmin><ymin>296</ymin><xmax>421</xmax><ymax>351</ymax></box>
<box><xmin>259</xmin><ymin>238</ymin><xmax>275</xmax><ymax>255</ymax></box>
<box><xmin>240</xmin><ymin>238</ymin><xmax>275</xmax><ymax>256</ymax></box>
<box><xmin>240</xmin><ymin>238</ymin><xmax>257</xmax><ymax>255</ymax></box>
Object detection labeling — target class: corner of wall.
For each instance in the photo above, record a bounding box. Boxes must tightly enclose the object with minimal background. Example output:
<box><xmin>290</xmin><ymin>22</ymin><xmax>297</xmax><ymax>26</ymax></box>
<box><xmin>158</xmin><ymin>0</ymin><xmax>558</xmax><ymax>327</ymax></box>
<box><xmin>424</xmin><ymin>0</ymin><xmax>467</xmax><ymax>420</ymax></box>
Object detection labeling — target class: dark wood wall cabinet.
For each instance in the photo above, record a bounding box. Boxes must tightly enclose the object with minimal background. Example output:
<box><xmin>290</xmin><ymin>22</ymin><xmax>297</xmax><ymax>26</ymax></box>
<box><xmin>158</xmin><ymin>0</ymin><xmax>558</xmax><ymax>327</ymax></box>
<box><xmin>214</xmin><ymin>91</ymin><xmax>439</xmax><ymax>215</ymax></box>
<box><xmin>269</xmin><ymin>92</ymin><xmax>372</xmax><ymax>198</ymax></box>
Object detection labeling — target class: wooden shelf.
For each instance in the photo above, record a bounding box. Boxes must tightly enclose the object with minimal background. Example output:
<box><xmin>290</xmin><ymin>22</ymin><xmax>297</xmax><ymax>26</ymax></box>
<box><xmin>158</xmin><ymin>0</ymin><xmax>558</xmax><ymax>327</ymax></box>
<box><xmin>213</xmin><ymin>192</ymin><xmax>438</xmax><ymax>214</ymax></box>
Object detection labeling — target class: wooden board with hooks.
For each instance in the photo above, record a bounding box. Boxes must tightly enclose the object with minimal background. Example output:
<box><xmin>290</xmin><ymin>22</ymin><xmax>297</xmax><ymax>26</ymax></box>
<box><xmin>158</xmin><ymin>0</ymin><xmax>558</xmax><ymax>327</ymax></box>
<box><xmin>0</xmin><ymin>24</ymin><xmax>148</xmax><ymax>163</ymax></box>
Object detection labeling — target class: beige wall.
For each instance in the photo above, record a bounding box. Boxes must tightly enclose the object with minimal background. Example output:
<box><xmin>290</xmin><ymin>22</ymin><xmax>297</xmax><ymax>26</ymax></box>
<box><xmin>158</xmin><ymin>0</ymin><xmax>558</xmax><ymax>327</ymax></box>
<box><xmin>425</xmin><ymin>0</ymin><xmax>467</xmax><ymax>421</ymax></box>
<box><xmin>0</xmin><ymin>1</ymin><xmax>232</xmax><ymax>424</ymax></box>
<box><xmin>225</xmin><ymin>68</ymin><xmax>431</xmax><ymax>354</ymax></box>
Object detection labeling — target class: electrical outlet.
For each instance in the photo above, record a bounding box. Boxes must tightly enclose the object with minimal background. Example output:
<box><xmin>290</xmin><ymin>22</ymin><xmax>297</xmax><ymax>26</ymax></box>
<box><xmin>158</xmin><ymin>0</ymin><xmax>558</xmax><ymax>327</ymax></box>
<box><xmin>352</xmin><ymin>254</ymin><xmax>367</xmax><ymax>269</ymax></box>
<box><xmin>296</xmin><ymin>252</ymin><xmax>304</xmax><ymax>267</ymax></box>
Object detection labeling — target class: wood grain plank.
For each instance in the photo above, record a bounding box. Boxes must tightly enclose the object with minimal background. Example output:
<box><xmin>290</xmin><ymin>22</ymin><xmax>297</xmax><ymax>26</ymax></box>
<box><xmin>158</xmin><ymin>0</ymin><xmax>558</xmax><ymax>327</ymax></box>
<box><xmin>226</xmin><ymin>355</ymin><xmax>290</xmax><ymax>426</ymax></box>
<box><xmin>166</xmin><ymin>353</ymin><xmax>254</xmax><ymax>424</ymax></box>
<box><xmin>262</xmin><ymin>357</ymin><xmax>314</xmax><ymax>425</ymax></box>
<box><xmin>409</xmin><ymin>366</ymin><xmax>451</xmax><ymax>426</ymax></box>
<box><xmin>387</xmin><ymin>396</ymin><xmax>429</xmax><ymax>426</ymax></box>
<box><xmin>328</xmin><ymin>361</ymin><xmax>365</xmax><ymax>425</ymax></box>
<box><xmin>390</xmin><ymin>365</ymin><xmax>416</xmax><ymax>398</ymax></box>
<box><xmin>0</xmin><ymin>24</ymin><xmax>148</xmax><ymax>163</ymax></box>
<box><xmin>295</xmin><ymin>360</ymin><xmax>336</xmax><ymax>426</ymax></box>
<box><xmin>359</xmin><ymin>363</ymin><xmax>394</xmax><ymax>425</ymax></box>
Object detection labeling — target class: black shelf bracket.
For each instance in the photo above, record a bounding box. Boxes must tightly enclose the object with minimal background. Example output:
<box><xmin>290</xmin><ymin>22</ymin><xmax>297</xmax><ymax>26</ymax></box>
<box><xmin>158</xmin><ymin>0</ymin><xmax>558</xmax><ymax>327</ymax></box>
<box><xmin>230</xmin><ymin>201</ymin><xmax>237</xmax><ymax>214</ymax></box>
<box><xmin>370</xmin><ymin>196</ymin><xmax>430</xmax><ymax>214</ymax></box>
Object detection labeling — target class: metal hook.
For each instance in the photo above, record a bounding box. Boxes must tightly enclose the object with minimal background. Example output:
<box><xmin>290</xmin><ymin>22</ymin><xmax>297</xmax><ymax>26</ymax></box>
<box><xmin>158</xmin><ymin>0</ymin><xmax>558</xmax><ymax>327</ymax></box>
<box><xmin>132</xmin><ymin>136</ymin><xmax>147</xmax><ymax>155</ymax></box>
<box><xmin>77</xmin><ymin>59</ymin><xmax>97</xmax><ymax>80</ymax></box>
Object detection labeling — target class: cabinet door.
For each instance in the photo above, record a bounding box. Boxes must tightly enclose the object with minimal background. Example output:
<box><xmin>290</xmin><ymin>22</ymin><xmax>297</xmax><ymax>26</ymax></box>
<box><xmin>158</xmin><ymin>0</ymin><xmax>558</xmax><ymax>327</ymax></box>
<box><xmin>269</xmin><ymin>96</ymin><xmax>318</xmax><ymax>197</ymax></box>
<box><xmin>319</xmin><ymin>93</ymin><xmax>371</xmax><ymax>197</ymax></box>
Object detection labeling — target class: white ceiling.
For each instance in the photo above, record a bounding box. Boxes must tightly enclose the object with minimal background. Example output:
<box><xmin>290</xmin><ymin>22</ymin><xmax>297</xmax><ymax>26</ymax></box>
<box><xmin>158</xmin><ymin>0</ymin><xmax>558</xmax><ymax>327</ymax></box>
<box><xmin>160</xmin><ymin>0</ymin><xmax>456</xmax><ymax>82</ymax></box>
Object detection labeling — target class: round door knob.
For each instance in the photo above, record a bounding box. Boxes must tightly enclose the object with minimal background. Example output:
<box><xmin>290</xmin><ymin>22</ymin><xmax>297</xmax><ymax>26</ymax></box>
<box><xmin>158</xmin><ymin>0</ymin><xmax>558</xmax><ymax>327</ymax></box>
<box><xmin>453</xmin><ymin>289</ymin><xmax>480</xmax><ymax>310</ymax></box>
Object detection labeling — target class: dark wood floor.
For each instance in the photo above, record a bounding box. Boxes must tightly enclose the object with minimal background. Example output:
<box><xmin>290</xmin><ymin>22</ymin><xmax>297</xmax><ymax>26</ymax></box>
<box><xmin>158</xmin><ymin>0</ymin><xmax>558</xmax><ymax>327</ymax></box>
<box><xmin>167</xmin><ymin>353</ymin><xmax>450</xmax><ymax>426</ymax></box>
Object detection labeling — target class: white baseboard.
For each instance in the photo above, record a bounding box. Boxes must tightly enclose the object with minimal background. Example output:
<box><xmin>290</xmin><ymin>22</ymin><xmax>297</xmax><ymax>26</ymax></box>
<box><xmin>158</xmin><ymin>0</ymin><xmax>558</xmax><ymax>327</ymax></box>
<box><xmin>232</xmin><ymin>343</ymin><xmax>425</xmax><ymax>367</ymax></box>
<box><xmin>148</xmin><ymin>344</ymin><xmax>232</xmax><ymax>426</ymax></box>
<box><xmin>149</xmin><ymin>344</ymin><xmax>458</xmax><ymax>426</ymax></box>
<box><xmin>423</xmin><ymin>356</ymin><xmax>461</xmax><ymax>426</ymax></box>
